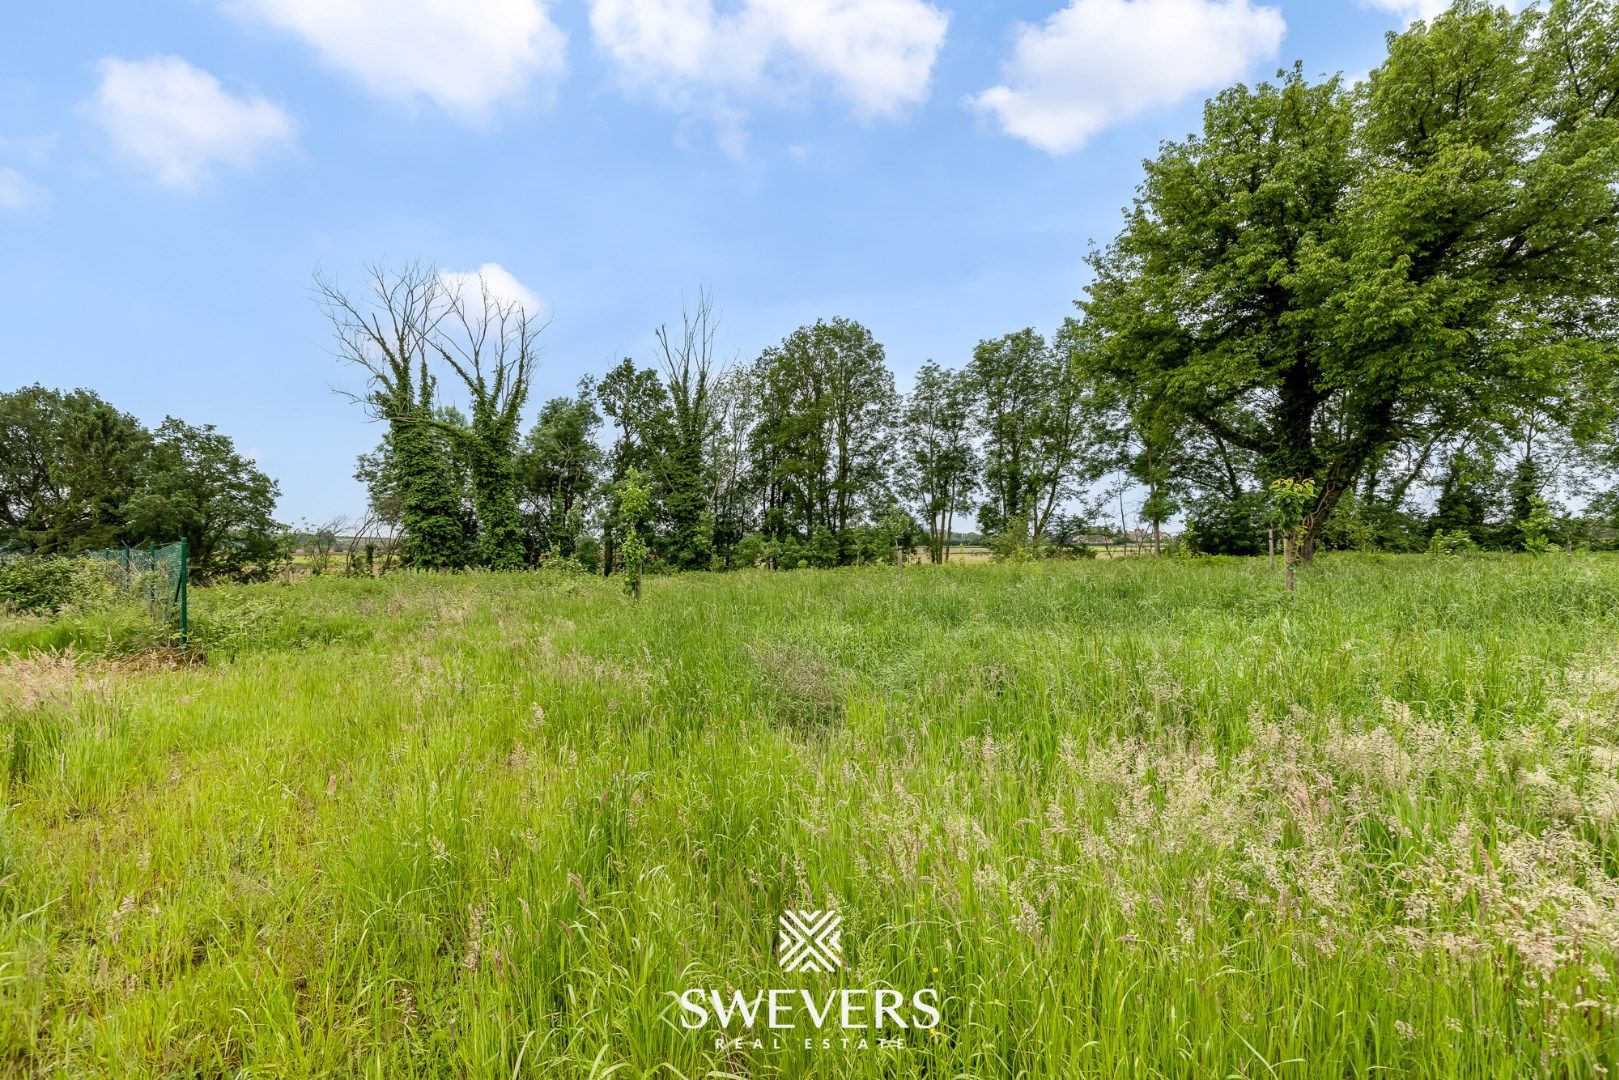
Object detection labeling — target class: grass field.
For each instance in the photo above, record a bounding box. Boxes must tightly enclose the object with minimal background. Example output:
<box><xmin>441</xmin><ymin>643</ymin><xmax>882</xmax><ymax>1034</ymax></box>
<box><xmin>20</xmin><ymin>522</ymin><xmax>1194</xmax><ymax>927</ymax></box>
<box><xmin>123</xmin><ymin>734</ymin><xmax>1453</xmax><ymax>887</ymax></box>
<box><xmin>3</xmin><ymin>556</ymin><xmax>1618</xmax><ymax>1077</ymax></box>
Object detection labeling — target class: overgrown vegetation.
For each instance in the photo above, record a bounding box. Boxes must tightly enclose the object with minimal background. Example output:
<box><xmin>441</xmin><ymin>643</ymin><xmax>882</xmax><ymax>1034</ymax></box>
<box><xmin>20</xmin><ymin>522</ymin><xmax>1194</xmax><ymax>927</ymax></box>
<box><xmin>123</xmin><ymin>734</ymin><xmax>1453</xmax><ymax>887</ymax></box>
<box><xmin>319</xmin><ymin>3</ymin><xmax>1619</xmax><ymax>575</ymax></box>
<box><xmin>1</xmin><ymin>556</ymin><xmax>1617</xmax><ymax>1076</ymax></box>
<box><xmin>0</xmin><ymin>388</ymin><xmax>285</xmax><ymax>580</ymax></box>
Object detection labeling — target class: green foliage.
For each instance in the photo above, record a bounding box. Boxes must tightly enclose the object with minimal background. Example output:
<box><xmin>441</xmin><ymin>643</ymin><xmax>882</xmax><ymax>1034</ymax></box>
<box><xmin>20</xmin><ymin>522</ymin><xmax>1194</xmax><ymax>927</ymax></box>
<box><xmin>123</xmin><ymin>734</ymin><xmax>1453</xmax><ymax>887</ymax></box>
<box><xmin>1428</xmin><ymin>528</ymin><xmax>1480</xmax><ymax>556</ymax></box>
<box><xmin>0</xmin><ymin>387</ymin><xmax>282</xmax><ymax>582</ymax></box>
<box><xmin>1085</xmin><ymin>2</ymin><xmax>1619</xmax><ymax>556</ymax></box>
<box><xmin>750</xmin><ymin>318</ymin><xmax>898</xmax><ymax>560</ymax></box>
<box><xmin>519</xmin><ymin>394</ymin><xmax>602</xmax><ymax>561</ymax></box>
<box><xmin>391</xmin><ymin>414</ymin><xmax>470</xmax><ymax>570</ymax></box>
<box><xmin>1518</xmin><ymin>495</ymin><xmax>1558</xmax><ymax>554</ymax></box>
<box><xmin>0</xmin><ymin>386</ymin><xmax>152</xmax><ymax>554</ymax></box>
<box><xmin>0</xmin><ymin>556</ymin><xmax>117</xmax><ymax>615</ymax></box>
<box><xmin>1183</xmin><ymin>491</ymin><xmax>1271</xmax><ymax>556</ymax></box>
<box><xmin>435</xmin><ymin>294</ymin><xmax>537</xmax><ymax>571</ymax></box>
<box><xmin>1267</xmin><ymin>477</ymin><xmax>1317</xmax><ymax>536</ymax></box>
<box><xmin>899</xmin><ymin>361</ymin><xmax>978</xmax><ymax>563</ymax></box>
<box><xmin>125</xmin><ymin>418</ymin><xmax>286</xmax><ymax>582</ymax></box>
<box><xmin>617</xmin><ymin>468</ymin><xmax>651</xmax><ymax>598</ymax></box>
<box><xmin>1317</xmin><ymin>494</ymin><xmax>1427</xmax><ymax>553</ymax></box>
<box><xmin>968</xmin><ymin>326</ymin><xmax>1107</xmax><ymax>545</ymax></box>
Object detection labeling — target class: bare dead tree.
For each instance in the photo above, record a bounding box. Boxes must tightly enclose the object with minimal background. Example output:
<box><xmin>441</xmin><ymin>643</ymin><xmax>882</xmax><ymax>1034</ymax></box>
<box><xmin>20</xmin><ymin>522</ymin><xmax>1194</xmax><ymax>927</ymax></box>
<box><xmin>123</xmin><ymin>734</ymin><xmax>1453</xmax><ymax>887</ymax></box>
<box><xmin>316</xmin><ymin>265</ymin><xmax>467</xmax><ymax>569</ymax></box>
<box><xmin>651</xmin><ymin>288</ymin><xmax>728</xmax><ymax>569</ymax></box>
<box><xmin>431</xmin><ymin>273</ymin><xmax>543</xmax><ymax>569</ymax></box>
<box><xmin>316</xmin><ymin>263</ymin><xmax>447</xmax><ymax>421</ymax></box>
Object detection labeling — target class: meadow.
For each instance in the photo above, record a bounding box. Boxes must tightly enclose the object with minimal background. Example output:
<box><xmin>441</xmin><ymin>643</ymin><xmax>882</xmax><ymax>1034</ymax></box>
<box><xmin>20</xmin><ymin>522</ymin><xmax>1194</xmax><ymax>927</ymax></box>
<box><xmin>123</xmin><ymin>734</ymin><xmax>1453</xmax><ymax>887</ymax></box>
<box><xmin>2</xmin><ymin>555</ymin><xmax>1618</xmax><ymax>1078</ymax></box>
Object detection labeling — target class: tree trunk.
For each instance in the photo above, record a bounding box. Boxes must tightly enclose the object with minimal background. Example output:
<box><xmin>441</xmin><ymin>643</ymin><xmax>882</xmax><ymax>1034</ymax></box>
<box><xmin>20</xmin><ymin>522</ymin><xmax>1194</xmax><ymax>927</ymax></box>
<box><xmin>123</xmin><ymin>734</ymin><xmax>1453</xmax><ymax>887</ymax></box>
<box><xmin>1297</xmin><ymin>485</ymin><xmax>1346</xmax><ymax>564</ymax></box>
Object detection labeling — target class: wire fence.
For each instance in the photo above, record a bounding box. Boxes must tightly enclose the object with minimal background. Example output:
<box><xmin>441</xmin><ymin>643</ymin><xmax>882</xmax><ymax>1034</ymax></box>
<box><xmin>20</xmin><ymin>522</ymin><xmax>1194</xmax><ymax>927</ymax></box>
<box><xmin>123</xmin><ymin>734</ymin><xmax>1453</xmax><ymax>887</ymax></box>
<box><xmin>82</xmin><ymin>540</ymin><xmax>189</xmax><ymax>644</ymax></box>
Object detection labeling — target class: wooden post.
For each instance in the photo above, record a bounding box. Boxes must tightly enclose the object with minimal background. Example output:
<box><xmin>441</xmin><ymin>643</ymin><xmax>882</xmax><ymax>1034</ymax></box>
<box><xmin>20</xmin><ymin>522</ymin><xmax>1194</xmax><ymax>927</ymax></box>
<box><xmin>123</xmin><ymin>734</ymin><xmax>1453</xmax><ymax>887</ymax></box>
<box><xmin>1269</xmin><ymin>526</ymin><xmax>1276</xmax><ymax>570</ymax></box>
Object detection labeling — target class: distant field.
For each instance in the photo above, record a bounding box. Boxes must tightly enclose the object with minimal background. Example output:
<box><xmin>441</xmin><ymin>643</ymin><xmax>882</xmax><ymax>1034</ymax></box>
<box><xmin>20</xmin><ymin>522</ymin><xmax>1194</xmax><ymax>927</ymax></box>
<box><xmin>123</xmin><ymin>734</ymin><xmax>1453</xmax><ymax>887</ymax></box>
<box><xmin>3</xmin><ymin>556</ymin><xmax>1618</xmax><ymax>1077</ymax></box>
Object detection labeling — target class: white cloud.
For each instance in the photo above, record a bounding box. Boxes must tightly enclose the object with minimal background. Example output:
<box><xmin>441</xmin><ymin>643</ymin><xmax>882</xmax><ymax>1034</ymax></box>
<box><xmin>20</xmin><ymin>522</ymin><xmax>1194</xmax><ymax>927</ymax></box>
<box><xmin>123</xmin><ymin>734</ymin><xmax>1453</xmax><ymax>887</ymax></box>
<box><xmin>588</xmin><ymin>0</ymin><xmax>949</xmax><ymax>139</ymax></box>
<box><xmin>439</xmin><ymin>263</ymin><xmax>543</xmax><ymax>317</ymax></box>
<box><xmin>89</xmin><ymin>56</ymin><xmax>296</xmax><ymax>190</ymax></box>
<box><xmin>969</xmin><ymin>0</ymin><xmax>1285</xmax><ymax>154</ymax></box>
<box><xmin>230</xmin><ymin>0</ymin><xmax>567</xmax><ymax>120</ymax></box>
<box><xmin>0</xmin><ymin>166</ymin><xmax>46</xmax><ymax>210</ymax></box>
<box><xmin>1363</xmin><ymin>0</ymin><xmax>1453</xmax><ymax>19</ymax></box>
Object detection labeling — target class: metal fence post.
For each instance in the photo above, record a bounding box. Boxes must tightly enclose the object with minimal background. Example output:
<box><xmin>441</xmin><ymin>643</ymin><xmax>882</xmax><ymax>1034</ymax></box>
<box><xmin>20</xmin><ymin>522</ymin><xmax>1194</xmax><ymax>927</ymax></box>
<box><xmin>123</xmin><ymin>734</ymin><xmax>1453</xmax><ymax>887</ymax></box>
<box><xmin>177</xmin><ymin>539</ymin><xmax>189</xmax><ymax>648</ymax></box>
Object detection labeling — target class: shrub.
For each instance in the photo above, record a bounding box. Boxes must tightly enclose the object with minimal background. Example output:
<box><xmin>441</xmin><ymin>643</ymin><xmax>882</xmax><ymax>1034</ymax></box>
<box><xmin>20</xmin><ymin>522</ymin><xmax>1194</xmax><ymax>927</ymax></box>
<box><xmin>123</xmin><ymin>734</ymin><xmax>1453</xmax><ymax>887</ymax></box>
<box><xmin>1428</xmin><ymin>529</ymin><xmax>1479</xmax><ymax>556</ymax></box>
<box><xmin>0</xmin><ymin>556</ymin><xmax>119</xmax><ymax>615</ymax></box>
<box><xmin>1182</xmin><ymin>492</ymin><xmax>1270</xmax><ymax>556</ymax></box>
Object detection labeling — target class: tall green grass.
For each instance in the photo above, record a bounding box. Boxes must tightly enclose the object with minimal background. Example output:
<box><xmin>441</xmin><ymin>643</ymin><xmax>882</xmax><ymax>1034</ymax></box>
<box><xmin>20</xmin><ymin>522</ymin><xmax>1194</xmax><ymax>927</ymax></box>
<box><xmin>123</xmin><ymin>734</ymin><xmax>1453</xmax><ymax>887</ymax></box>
<box><xmin>2</xmin><ymin>555</ymin><xmax>1617</xmax><ymax>1077</ymax></box>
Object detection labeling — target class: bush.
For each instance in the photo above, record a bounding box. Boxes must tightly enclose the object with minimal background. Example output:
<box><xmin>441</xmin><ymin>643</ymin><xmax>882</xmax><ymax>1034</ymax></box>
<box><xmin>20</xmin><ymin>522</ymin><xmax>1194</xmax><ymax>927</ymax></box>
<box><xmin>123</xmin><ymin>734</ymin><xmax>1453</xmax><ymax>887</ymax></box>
<box><xmin>0</xmin><ymin>556</ymin><xmax>119</xmax><ymax>615</ymax></box>
<box><xmin>1182</xmin><ymin>492</ymin><xmax>1270</xmax><ymax>556</ymax></box>
<box><xmin>1427</xmin><ymin>529</ymin><xmax>1479</xmax><ymax>556</ymax></box>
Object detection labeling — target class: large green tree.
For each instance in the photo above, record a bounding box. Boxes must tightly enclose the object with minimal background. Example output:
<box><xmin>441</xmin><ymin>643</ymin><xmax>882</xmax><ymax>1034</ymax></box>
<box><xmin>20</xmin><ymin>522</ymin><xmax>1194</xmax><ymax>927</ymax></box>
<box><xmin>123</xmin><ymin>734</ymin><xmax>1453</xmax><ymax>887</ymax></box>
<box><xmin>594</xmin><ymin>358</ymin><xmax>670</xmax><ymax>576</ymax></box>
<box><xmin>648</xmin><ymin>293</ymin><xmax>723</xmax><ymax>571</ymax></box>
<box><xmin>750</xmin><ymin>318</ymin><xmax>898</xmax><ymax>559</ymax></box>
<box><xmin>518</xmin><ymin>393</ymin><xmax>602</xmax><ymax>560</ymax></box>
<box><xmin>125</xmin><ymin>418</ymin><xmax>284</xmax><ymax>581</ymax></box>
<box><xmin>1085</xmin><ymin>0</ymin><xmax>1619</xmax><ymax>559</ymax></box>
<box><xmin>0</xmin><ymin>386</ymin><xmax>150</xmax><ymax>553</ymax></box>
<box><xmin>898</xmin><ymin>361</ymin><xmax>977</xmax><ymax>563</ymax></box>
<box><xmin>968</xmin><ymin>327</ymin><xmax>1107</xmax><ymax>545</ymax></box>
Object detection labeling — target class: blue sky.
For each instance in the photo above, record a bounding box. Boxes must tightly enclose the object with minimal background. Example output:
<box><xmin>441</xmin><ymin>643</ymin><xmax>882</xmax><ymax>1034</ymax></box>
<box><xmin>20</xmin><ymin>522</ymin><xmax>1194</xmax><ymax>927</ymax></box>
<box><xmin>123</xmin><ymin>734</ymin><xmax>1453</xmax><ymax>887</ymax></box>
<box><xmin>1</xmin><ymin>0</ymin><xmax>1444</xmax><ymax>523</ymax></box>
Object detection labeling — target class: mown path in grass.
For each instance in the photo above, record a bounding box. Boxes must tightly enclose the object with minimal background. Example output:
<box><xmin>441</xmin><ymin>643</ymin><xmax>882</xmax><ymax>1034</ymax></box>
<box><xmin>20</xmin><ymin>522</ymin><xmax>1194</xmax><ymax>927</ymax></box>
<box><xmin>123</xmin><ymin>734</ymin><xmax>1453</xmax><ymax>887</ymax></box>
<box><xmin>2</xmin><ymin>555</ymin><xmax>1618</xmax><ymax>1077</ymax></box>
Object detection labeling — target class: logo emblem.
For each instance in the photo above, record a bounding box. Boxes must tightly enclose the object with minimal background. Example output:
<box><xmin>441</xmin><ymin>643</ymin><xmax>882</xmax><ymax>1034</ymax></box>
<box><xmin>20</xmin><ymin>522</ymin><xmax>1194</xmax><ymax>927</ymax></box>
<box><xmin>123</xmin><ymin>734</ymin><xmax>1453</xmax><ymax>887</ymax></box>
<box><xmin>778</xmin><ymin>910</ymin><xmax>843</xmax><ymax>973</ymax></box>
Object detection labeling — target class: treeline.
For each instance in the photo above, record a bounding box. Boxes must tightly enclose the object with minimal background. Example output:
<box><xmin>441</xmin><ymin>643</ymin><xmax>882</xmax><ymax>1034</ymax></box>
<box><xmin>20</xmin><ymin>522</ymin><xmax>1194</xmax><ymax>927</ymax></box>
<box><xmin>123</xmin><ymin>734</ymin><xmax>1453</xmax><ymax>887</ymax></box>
<box><xmin>0</xmin><ymin>386</ymin><xmax>283</xmax><ymax>580</ymax></box>
<box><xmin>330</xmin><ymin>3</ymin><xmax>1619</xmax><ymax>574</ymax></box>
<box><xmin>329</xmin><ymin>277</ymin><xmax>1121</xmax><ymax>574</ymax></box>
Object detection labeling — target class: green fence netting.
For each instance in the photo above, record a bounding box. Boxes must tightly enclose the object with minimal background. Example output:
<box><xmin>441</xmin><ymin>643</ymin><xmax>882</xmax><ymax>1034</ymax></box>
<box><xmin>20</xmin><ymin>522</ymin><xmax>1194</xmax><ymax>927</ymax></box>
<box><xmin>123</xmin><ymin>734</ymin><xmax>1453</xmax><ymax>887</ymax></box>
<box><xmin>83</xmin><ymin>540</ymin><xmax>189</xmax><ymax>644</ymax></box>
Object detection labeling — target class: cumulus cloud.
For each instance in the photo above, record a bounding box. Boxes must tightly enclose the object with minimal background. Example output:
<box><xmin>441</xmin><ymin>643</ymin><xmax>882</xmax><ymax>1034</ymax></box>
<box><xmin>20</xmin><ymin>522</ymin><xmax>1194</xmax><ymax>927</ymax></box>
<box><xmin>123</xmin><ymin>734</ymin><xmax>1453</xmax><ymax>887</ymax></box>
<box><xmin>439</xmin><ymin>263</ymin><xmax>543</xmax><ymax>317</ymax></box>
<box><xmin>229</xmin><ymin>0</ymin><xmax>567</xmax><ymax>120</ymax></box>
<box><xmin>588</xmin><ymin>0</ymin><xmax>949</xmax><ymax>140</ymax></box>
<box><xmin>0</xmin><ymin>167</ymin><xmax>46</xmax><ymax>210</ymax></box>
<box><xmin>969</xmin><ymin>0</ymin><xmax>1285</xmax><ymax>154</ymax></box>
<box><xmin>89</xmin><ymin>56</ymin><xmax>297</xmax><ymax>190</ymax></box>
<box><xmin>1362</xmin><ymin>0</ymin><xmax>1454</xmax><ymax>19</ymax></box>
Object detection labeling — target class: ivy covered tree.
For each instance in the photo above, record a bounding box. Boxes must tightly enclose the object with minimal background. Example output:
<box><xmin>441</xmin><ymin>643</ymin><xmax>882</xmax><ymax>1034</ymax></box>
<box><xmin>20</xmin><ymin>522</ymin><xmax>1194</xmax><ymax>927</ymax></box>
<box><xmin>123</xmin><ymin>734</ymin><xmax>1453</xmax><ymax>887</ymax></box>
<box><xmin>648</xmin><ymin>292</ymin><xmax>723</xmax><ymax>571</ymax></box>
<box><xmin>319</xmin><ymin>265</ymin><xmax>468</xmax><ymax>570</ymax></box>
<box><xmin>618</xmin><ymin>467</ymin><xmax>651</xmax><ymax>598</ymax></box>
<box><xmin>432</xmin><ymin>275</ymin><xmax>540</xmax><ymax>570</ymax></box>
